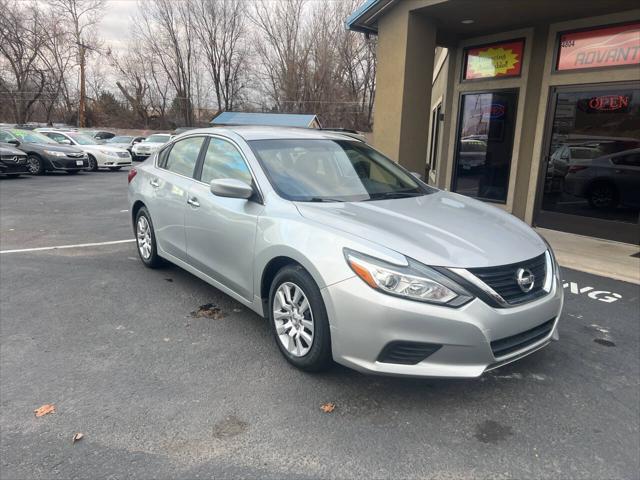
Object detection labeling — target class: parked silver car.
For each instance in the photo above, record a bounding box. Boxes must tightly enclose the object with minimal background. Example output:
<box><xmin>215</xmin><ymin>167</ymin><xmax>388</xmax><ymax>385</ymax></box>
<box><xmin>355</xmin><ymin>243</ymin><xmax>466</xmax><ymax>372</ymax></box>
<box><xmin>128</xmin><ymin>127</ymin><xmax>563</xmax><ymax>377</ymax></box>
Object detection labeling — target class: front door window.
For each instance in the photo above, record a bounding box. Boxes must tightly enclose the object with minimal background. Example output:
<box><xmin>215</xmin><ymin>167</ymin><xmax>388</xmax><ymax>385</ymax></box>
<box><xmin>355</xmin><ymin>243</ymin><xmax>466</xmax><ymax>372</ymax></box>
<box><xmin>452</xmin><ymin>90</ymin><xmax>518</xmax><ymax>203</ymax></box>
<box><xmin>541</xmin><ymin>87</ymin><xmax>640</xmax><ymax>225</ymax></box>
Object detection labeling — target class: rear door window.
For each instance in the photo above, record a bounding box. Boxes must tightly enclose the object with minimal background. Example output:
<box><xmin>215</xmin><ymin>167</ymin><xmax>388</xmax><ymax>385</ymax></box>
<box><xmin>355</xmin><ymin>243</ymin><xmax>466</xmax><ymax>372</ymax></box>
<box><xmin>162</xmin><ymin>137</ymin><xmax>205</xmax><ymax>178</ymax></box>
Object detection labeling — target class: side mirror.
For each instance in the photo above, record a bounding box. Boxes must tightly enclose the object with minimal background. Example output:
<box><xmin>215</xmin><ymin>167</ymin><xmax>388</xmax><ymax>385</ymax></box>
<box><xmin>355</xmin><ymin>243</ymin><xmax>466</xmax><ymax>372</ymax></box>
<box><xmin>210</xmin><ymin>178</ymin><xmax>253</xmax><ymax>199</ymax></box>
<box><xmin>60</xmin><ymin>138</ymin><xmax>72</xmax><ymax>145</ymax></box>
<box><xmin>7</xmin><ymin>139</ymin><xmax>20</xmax><ymax>146</ymax></box>
<box><xmin>411</xmin><ymin>171</ymin><xmax>424</xmax><ymax>180</ymax></box>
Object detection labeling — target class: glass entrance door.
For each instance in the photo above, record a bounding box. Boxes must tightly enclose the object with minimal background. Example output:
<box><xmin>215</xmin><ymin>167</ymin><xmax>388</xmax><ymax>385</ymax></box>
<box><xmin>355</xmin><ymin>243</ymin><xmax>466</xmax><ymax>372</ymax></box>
<box><xmin>535</xmin><ymin>83</ymin><xmax>640</xmax><ymax>244</ymax></box>
<box><xmin>452</xmin><ymin>89</ymin><xmax>518</xmax><ymax>203</ymax></box>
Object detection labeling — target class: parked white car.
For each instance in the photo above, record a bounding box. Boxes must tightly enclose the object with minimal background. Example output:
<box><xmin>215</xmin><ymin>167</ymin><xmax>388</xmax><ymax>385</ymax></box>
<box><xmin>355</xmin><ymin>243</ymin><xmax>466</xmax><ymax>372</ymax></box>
<box><xmin>39</xmin><ymin>130</ymin><xmax>132</xmax><ymax>171</ymax></box>
<box><xmin>131</xmin><ymin>134</ymin><xmax>172</xmax><ymax>161</ymax></box>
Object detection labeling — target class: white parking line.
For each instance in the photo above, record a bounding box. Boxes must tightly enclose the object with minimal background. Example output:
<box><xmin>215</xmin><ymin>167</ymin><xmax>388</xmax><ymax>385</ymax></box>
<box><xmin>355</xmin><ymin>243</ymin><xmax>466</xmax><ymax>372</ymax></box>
<box><xmin>0</xmin><ymin>239</ymin><xmax>135</xmax><ymax>254</ymax></box>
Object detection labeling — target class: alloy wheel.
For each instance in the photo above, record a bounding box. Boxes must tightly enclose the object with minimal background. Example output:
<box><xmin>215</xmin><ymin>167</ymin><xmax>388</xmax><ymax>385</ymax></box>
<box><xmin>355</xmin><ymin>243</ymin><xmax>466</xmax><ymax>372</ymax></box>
<box><xmin>273</xmin><ymin>282</ymin><xmax>314</xmax><ymax>357</ymax></box>
<box><xmin>136</xmin><ymin>216</ymin><xmax>152</xmax><ymax>260</ymax></box>
<box><xmin>28</xmin><ymin>157</ymin><xmax>41</xmax><ymax>174</ymax></box>
<box><xmin>590</xmin><ymin>185</ymin><xmax>614</xmax><ymax>208</ymax></box>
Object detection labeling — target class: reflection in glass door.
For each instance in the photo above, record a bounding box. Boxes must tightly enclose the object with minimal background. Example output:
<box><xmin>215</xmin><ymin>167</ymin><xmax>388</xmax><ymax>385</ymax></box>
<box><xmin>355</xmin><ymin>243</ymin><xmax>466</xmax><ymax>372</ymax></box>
<box><xmin>536</xmin><ymin>84</ymin><xmax>640</xmax><ymax>244</ymax></box>
<box><xmin>452</xmin><ymin>90</ymin><xmax>518</xmax><ymax>203</ymax></box>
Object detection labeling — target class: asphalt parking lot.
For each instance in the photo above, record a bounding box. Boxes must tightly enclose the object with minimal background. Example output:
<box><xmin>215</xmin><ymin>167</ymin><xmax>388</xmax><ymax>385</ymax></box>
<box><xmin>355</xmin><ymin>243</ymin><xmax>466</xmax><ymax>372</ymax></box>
<box><xmin>1</xmin><ymin>171</ymin><xmax>639</xmax><ymax>480</ymax></box>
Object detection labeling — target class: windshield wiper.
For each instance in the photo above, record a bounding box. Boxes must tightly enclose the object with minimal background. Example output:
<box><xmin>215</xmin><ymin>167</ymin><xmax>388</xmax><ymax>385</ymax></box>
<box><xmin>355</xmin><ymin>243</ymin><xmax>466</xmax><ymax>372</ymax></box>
<box><xmin>308</xmin><ymin>197</ymin><xmax>344</xmax><ymax>203</ymax></box>
<box><xmin>366</xmin><ymin>191</ymin><xmax>424</xmax><ymax>201</ymax></box>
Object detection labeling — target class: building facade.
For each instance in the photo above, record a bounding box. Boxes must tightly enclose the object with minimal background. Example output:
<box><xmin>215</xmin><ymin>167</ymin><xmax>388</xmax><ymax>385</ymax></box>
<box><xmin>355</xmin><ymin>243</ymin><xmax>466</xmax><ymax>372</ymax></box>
<box><xmin>347</xmin><ymin>0</ymin><xmax>640</xmax><ymax>244</ymax></box>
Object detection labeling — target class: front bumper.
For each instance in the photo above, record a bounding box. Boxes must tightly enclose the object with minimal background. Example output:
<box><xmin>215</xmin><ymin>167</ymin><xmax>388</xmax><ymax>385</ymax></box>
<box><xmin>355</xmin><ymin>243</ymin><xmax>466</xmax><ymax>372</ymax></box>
<box><xmin>322</xmin><ymin>275</ymin><xmax>563</xmax><ymax>378</ymax></box>
<box><xmin>0</xmin><ymin>160</ymin><xmax>29</xmax><ymax>174</ymax></box>
<box><xmin>48</xmin><ymin>157</ymin><xmax>89</xmax><ymax>170</ymax></box>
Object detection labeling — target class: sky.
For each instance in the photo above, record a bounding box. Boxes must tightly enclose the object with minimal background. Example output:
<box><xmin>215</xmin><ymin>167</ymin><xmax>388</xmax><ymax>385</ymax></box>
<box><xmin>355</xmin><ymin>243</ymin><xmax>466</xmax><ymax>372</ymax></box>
<box><xmin>99</xmin><ymin>0</ymin><xmax>141</xmax><ymax>54</ymax></box>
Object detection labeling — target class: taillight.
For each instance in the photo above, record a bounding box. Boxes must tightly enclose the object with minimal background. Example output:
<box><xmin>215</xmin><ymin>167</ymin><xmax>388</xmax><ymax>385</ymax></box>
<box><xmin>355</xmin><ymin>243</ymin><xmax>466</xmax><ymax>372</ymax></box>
<box><xmin>568</xmin><ymin>165</ymin><xmax>588</xmax><ymax>173</ymax></box>
<box><xmin>128</xmin><ymin>167</ymin><xmax>137</xmax><ymax>183</ymax></box>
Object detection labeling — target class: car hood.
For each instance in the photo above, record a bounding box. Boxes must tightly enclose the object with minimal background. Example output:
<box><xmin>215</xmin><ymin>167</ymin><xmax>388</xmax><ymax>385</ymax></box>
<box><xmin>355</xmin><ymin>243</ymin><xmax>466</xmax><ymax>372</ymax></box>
<box><xmin>22</xmin><ymin>142</ymin><xmax>84</xmax><ymax>154</ymax></box>
<box><xmin>0</xmin><ymin>144</ymin><xmax>26</xmax><ymax>156</ymax></box>
<box><xmin>295</xmin><ymin>191</ymin><xmax>546</xmax><ymax>268</ymax></box>
<box><xmin>81</xmin><ymin>144</ymin><xmax>127</xmax><ymax>153</ymax></box>
<box><xmin>135</xmin><ymin>142</ymin><xmax>165</xmax><ymax>148</ymax></box>
<box><xmin>107</xmin><ymin>142</ymin><xmax>130</xmax><ymax>148</ymax></box>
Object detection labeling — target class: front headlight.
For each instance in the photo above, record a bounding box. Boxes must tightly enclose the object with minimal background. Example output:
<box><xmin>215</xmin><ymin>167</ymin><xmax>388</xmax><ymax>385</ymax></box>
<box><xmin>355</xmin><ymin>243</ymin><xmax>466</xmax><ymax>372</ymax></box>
<box><xmin>44</xmin><ymin>150</ymin><xmax>67</xmax><ymax>157</ymax></box>
<box><xmin>344</xmin><ymin>248</ymin><xmax>473</xmax><ymax>307</ymax></box>
<box><xmin>99</xmin><ymin>150</ymin><xmax>119</xmax><ymax>157</ymax></box>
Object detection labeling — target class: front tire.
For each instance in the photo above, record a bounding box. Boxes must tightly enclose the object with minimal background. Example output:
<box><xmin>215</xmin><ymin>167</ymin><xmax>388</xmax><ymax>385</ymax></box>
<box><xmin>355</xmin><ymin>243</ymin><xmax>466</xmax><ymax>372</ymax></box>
<box><xmin>87</xmin><ymin>155</ymin><xmax>98</xmax><ymax>171</ymax></box>
<box><xmin>135</xmin><ymin>207</ymin><xmax>163</xmax><ymax>268</ymax></box>
<box><xmin>587</xmin><ymin>182</ymin><xmax>618</xmax><ymax>209</ymax></box>
<box><xmin>27</xmin><ymin>155</ymin><xmax>44</xmax><ymax>175</ymax></box>
<box><xmin>268</xmin><ymin>265</ymin><xmax>332</xmax><ymax>372</ymax></box>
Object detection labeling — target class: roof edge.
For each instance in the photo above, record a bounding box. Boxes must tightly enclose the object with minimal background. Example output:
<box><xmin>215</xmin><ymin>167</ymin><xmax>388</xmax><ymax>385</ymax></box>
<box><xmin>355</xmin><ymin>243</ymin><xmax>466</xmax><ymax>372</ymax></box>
<box><xmin>345</xmin><ymin>0</ymin><xmax>397</xmax><ymax>34</ymax></box>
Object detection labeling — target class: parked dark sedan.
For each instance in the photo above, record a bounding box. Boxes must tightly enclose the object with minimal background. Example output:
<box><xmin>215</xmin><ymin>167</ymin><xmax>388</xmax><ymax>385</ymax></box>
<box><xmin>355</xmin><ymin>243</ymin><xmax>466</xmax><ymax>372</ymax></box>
<box><xmin>0</xmin><ymin>129</ymin><xmax>89</xmax><ymax>175</ymax></box>
<box><xmin>0</xmin><ymin>143</ymin><xmax>29</xmax><ymax>177</ymax></box>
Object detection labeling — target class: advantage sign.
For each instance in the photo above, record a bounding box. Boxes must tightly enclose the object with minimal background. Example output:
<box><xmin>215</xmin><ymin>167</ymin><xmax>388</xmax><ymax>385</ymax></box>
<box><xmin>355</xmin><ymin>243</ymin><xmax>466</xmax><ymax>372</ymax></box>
<box><xmin>557</xmin><ymin>22</ymin><xmax>640</xmax><ymax>71</ymax></box>
<box><xmin>464</xmin><ymin>39</ymin><xmax>524</xmax><ymax>80</ymax></box>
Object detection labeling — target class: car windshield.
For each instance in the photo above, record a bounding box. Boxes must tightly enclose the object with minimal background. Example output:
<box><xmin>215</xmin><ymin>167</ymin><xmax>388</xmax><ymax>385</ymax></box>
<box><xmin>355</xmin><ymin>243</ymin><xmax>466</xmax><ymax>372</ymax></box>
<box><xmin>249</xmin><ymin>139</ymin><xmax>430</xmax><ymax>202</ymax></box>
<box><xmin>145</xmin><ymin>135</ymin><xmax>170</xmax><ymax>143</ymax></box>
<box><xmin>10</xmin><ymin>129</ymin><xmax>57</xmax><ymax>144</ymax></box>
<box><xmin>108</xmin><ymin>136</ymin><xmax>133</xmax><ymax>143</ymax></box>
<box><xmin>67</xmin><ymin>133</ymin><xmax>97</xmax><ymax>145</ymax></box>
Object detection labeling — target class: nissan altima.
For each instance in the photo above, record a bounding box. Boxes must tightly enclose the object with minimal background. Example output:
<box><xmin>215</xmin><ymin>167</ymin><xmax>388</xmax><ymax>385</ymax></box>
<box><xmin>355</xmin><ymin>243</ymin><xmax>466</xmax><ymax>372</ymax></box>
<box><xmin>128</xmin><ymin>127</ymin><xmax>563</xmax><ymax>377</ymax></box>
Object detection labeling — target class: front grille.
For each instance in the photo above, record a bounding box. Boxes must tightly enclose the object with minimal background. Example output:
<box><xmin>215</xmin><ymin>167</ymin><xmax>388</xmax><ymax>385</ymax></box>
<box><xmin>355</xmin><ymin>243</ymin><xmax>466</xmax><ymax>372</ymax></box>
<box><xmin>116</xmin><ymin>151</ymin><xmax>130</xmax><ymax>158</ymax></box>
<box><xmin>66</xmin><ymin>152</ymin><xmax>85</xmax><ymax>158</ymax></box>
<box><xmin>468</xmin><ymin>253</ymin><xmax>547</xmax><ymax>305</ymax></box>
<box><xmin>490</xmin><ymin>319</ymin><xmax>555</xmax><ymax>358</ymax></box>
<box><xmin>377</xmin><ymin>341</ymin><xmax>442</xmax><ymax>365</ymax></box>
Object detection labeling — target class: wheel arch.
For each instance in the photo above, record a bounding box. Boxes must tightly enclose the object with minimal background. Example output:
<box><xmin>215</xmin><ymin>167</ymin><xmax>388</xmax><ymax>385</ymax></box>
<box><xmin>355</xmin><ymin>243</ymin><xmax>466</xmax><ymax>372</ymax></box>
<box><xmin>258</xmin><ymin>251</ymin><xmax>327</xmax><ymax>312</ymax></box>
<box><xmin>131</xmin><ymin>200</ymin><xmax>147</xmax><ymax>229</ymax></box>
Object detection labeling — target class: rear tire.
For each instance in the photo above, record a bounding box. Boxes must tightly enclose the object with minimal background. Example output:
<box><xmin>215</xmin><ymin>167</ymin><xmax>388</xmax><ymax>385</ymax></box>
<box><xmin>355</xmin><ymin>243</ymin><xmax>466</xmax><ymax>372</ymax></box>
<box><xmin>135</xmin><ymin>207</ymin><xmax>163</xmax><ymax>268</ymax></box>
<box><xmin>27</xmin><ymin>155</ymin><xmax>44</xmax><ymax>175</ymax></box>
<box><xmin>268</xmin><ymin>265</ymin><xmax>332</xmax><ymax>372</ymax></box>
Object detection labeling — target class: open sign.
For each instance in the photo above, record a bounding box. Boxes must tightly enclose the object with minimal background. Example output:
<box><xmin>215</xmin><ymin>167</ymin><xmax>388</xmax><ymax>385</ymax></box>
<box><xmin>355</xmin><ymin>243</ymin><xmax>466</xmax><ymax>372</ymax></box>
<box><xmin>588</xmin><ymin>95</ymin><xmax>630</xmax><ymax>111</ymax></box>
<box><xmin>484</xmin><ymin>103</ymin><xmax>506</xmax><ymax>118</ymax></box>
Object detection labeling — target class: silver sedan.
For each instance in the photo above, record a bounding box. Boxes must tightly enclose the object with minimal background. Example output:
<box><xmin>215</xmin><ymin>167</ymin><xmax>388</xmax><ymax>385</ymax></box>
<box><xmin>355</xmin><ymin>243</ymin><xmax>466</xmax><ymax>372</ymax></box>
<box><xmin>127</xmin><ymin>127</ymin><xmax>563</xmax><ymax>377</ymax></box>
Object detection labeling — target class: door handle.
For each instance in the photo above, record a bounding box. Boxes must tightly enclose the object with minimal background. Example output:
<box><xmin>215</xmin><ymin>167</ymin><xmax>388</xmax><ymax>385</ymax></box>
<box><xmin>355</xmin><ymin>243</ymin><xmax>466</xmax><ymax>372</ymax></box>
<box><xmin>187</xmin><ymin>196</ymin><xmax>200</xmax><ymax>208</ymax></box>
<box><xmin>150</xmin><ymin>179</ymin><xmax>160</xmax><ymax>188</ymax></box>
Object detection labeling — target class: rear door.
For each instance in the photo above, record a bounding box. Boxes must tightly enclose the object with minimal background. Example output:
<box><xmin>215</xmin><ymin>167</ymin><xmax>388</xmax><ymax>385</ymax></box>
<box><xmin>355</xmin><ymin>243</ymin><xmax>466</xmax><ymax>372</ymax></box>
<box><xmin>185</xmin><ymin>136</ymin><xmax>263</xmax><ymax>301</ymax></box>
<box><xmin>146</xmin><ymin>136</ymin><xmax>205</xmax><ymax>261</ymax></box>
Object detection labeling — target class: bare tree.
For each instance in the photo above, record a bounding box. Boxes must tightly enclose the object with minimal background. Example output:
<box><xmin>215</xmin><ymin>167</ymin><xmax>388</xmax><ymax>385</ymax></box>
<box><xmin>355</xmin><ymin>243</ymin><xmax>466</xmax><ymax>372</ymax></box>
<box><xmin>38</xmin><ymin>13</ymin><xmax>77</xmax><ymax>124</ymax></box>
<box><xmin>137</xmin><ymin>0</ymin><xmax>196</xmax><ymax>126</ymax></box>
<box><xmin>191</xmin><ymin>0</ymin><xmax>247</xmax><ymax>112</ymax></box>
<box><xmin>47</xmin><ymin>0</ymin><xmax>106</xmax><ymax>127</ymax></box>
<box><xmin>251</xmin><ymin>0</ymin><xmax>311</xmax><ymax>113</ymax></box>
<box><xmin>0</xmin><ymin>0</ymin><xmax>49</xmax><ymax>123</ymax></box>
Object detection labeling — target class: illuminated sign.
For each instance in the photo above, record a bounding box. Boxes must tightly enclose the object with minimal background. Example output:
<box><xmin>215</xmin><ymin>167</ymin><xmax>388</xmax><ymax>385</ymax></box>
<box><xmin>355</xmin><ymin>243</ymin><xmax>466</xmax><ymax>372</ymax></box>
<box><xmin>464</xmin><ymin>39</ymin><xmax>524</xmax><ymax>80</ymax></box>
<box><xmin>587</xmin><ymin>95</ymin><xmax>630</xmax><ymax>112</ymax></box>
<box><xmin>557</xmin><ymin>23</ymin><xmax>640</xmax><ymax>71</ymax></box>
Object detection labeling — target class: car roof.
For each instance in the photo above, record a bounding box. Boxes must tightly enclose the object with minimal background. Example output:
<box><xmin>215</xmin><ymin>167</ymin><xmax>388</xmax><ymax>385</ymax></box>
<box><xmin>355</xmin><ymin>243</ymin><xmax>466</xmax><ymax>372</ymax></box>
<box><xmin>181</xmin><ymin>126</ymin><xmax>362</xmax><ymax>142</ymax></box>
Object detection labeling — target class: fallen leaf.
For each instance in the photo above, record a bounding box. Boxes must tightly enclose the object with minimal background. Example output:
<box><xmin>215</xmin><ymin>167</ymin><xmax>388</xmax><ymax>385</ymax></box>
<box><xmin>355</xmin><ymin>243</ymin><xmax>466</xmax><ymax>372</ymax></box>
<box><xmin>72</xmin><ymin>432</ymin><xmax>84</xmax><ymax>444</ymax></box>
<box><xmin>320</xmin><ymin>402</ymin><xmax>336</xmax><ymax>413</ymax></box>
<box><xmin>34</xmin><ymin>404</ymin><xmax>55</xmax><ymax>417</ymax></box>
<box><xmin>190</xmin><ymin>303</ymin><xmax>225</xmax><ymax>320</ymax></box>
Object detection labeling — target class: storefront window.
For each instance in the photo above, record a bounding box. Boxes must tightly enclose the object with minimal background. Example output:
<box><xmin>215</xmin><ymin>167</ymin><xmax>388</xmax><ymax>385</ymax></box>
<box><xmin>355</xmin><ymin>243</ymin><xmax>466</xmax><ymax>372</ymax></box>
<box><xmin>541</xmin><ymin>86</ymin><xmax>640</xmax><ymax>225</ymax></box>
<box><xmin>452</xmin><ymin>90</ymin><xmax>518</xmax><ymax>203</ymax></box>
